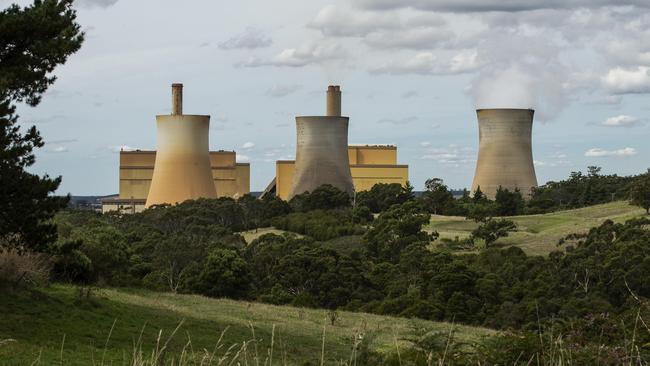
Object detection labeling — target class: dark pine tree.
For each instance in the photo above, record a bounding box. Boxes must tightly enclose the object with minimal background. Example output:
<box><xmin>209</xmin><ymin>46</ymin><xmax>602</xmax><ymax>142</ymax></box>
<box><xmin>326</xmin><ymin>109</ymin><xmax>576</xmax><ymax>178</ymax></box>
<box><xmin>0</xmin><ymin>0</ymin><xmax>84</xmax><ymax>252</ymax></box>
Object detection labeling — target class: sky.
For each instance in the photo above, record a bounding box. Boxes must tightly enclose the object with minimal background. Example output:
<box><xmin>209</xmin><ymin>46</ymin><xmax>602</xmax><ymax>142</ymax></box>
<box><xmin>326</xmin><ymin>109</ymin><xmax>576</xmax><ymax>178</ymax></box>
<box><xmin>4</xmin><ymin>0</ymin><xmax>650</xmax><ymax>195</ymax></box>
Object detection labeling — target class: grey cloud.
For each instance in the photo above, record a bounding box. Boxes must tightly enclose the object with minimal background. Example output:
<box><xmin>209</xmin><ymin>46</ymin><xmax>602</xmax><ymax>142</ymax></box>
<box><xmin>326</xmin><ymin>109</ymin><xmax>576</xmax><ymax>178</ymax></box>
<box><xmin>377</xmin><ymin>116</ymin><xmax>418</xmax><ymax>125</ymax></box>
<box><xmin>48</xmin><ymin>139</ymin><xmax>78</xmax><ymax>144</ymax></box>
<box><xmin>219</xmin><ymin>27</ymin><xmax>272</xmax><ymax>50</ymax></box>
<box><xmin>265</xmin><ymin>84</ymin><xmax>302</xmax><ymax>97</ymax></box>
<box><xmin>355</xmin><ymin>0</ymin><xmax>650</xmax><ymax>13</ymax></box>
<box><xmin>363</xmin><ymin>27</ymin><xmax>453</xmax><ymax>50</ymax></box>
<box><xmin>76</xmin><ymin>0</ymin><xmax>119</xmax><ymax>9</ymax></box>
<box><xmin>308</xmin><ymin>4</ymin><xmax>400</xmax><ymax>37</ymax></box>
<box><xmin>402</xmin><ymin>90</ymin><xmax>419</xmax><ymax>99</ymax></box>
<box><xmin>370</xmin><ymin>51</ymin><xmax>480</xmax><ymax>76</ymax></box>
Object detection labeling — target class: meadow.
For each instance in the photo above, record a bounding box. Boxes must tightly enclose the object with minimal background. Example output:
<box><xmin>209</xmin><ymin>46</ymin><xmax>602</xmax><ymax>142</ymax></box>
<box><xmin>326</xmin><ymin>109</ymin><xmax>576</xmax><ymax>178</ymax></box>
<box><xmin>0</xmin><ymin>285</ymin><xmax>493</xmax><ymax>365</ymax></box>
<box><xmin>426</xmin><ymin>201</ymin><xmax>645</xmax><ymax>256</ymax></box>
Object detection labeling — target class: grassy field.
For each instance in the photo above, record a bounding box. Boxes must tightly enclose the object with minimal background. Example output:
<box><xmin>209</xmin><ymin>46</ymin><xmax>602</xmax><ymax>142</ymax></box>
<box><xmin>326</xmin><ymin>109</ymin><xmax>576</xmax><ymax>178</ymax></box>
<box><xmin>0</xmin><ymin>285</ymin><xmax>493</xmax><ymax>365</ymax></box>
<box><xmin>240</xmin><ymin>227</ymin><xmax>300</xmax><ymax>243</ymax></box>
<box><xmin>426</xmin><ymin>201</ymin><xmax>646</xmax><ymax>256</ymax></box>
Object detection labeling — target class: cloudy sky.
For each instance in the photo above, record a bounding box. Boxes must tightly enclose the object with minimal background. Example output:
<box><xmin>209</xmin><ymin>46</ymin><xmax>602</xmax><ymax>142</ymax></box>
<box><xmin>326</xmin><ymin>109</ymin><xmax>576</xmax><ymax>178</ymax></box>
<box><xmin>5</xmin><ymin>0</ymin><xmax>650</xmax><ymax>194</ymax></box>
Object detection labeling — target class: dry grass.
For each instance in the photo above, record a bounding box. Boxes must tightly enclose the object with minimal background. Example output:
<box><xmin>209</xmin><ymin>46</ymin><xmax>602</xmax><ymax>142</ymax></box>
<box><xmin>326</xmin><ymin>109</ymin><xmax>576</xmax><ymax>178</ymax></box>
<box><xmin>0</xmin><ymin>250</ymin><xmax>51</xmax><ymax>288</ymax></box>
<box><xmin>239</xmin><ymin>228</ymin><xmax>301</xmax><ymax>244</ymax></box>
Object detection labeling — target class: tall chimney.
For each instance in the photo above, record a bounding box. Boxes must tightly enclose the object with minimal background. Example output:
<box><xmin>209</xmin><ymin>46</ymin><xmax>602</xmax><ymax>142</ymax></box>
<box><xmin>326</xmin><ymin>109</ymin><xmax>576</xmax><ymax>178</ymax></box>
<box><xmin>326</xmin><ymin>85</ymin><xmax>341</xmax><ymax>117</ymax></box>
<box><xmin>171</xmin><ymin>83</ymin><xmax>183</xmax><ymax>115</ymax></box>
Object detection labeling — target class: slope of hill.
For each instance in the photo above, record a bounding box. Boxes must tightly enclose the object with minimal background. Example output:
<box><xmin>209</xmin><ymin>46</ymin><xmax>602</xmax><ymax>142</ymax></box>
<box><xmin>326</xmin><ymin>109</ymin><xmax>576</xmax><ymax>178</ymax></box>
<box><xmin>0</xmin><ymin>285</ymin><xmax>494</xmax><ymax>365</ymax></box>
<box><xmin>427</xmin><ymin>201</ymin><xmax>645</xmax><ymax>256</ymax></box>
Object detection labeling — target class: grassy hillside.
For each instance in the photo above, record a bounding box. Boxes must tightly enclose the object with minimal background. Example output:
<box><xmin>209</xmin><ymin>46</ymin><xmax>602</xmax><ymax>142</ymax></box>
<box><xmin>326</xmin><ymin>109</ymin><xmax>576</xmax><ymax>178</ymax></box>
<box><xmin>426</xmin><ymin>201</ymin><xmax>645</xmax><ymax>256</ymax></box>
<box><xmin>0</xmin><ymin>285</ymin><xmax>493</xmax><ymax>365</ymax></box>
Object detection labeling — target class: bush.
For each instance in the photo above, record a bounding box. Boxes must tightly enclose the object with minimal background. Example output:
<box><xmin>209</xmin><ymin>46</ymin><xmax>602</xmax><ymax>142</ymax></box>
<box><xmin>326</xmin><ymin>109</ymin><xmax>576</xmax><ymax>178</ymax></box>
<box><xmin>0</xmin><ymin>250</ymin><xmax>51</xmax><ymax>289</ymax></box>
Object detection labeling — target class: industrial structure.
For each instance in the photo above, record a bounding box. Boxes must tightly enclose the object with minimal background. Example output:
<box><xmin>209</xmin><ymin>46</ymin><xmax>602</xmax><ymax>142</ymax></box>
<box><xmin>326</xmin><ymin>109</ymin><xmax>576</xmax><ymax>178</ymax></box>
<box><xmin>101</xmin><ymin>150</ymin><xmax>250</xmax><ymax>213</ymax></box>
<box><xmin>101</xmin><ymin>84</ymin><xmax>250</xmax><ymax>213</ymax></box>
<box><xmin>265</xmin><ymin>145</ymin><xmax>409</xmax><ymax>200</ymax></box>
<box><xmin>471</xmin><ymin>108</ymin><xmax>538</xmax><ymax>199</ymax></box>
<box><xmin>288</xmin><ymin>85</ymin><xmax>355</xmax><ymax>199</ymax></box>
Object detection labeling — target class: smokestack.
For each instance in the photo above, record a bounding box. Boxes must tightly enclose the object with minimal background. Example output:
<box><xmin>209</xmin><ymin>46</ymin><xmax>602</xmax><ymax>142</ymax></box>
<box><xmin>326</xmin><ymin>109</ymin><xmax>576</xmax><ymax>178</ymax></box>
<box><xmin>471</xmin><ymin>108</ymin><xmax>538</xmax><ymax>200</ymax></box>
<box><xmin>171</xmin><ymin>83</ymin><xmax>183</xmax><ymax>115</ymax></box>
<box><xmin>288</xmin><ymin>85</ymin><xmax>354</xmax><ymax>199</ymax></box>
<box><xmin>326</xmin><ymin>85</ymin><xmax>341</xmax><ymax>117</ymax></box>
<box><xmin>146</xmin><ymin>85</ymin><xmax>216</xmax><ymax>207</ymax></box>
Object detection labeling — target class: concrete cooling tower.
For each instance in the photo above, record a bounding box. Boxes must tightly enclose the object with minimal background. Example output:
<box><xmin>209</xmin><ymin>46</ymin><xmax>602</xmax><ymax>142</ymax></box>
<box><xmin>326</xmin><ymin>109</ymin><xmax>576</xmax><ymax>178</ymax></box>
<box><xmin>145</xmin><ymin>84</ymin><xmax>217</xmax><ymax>207</ymax></box>
<box><xmin>470</xmin><ymin>108</ymin><xmax>538</xmax><ymax>200</ymax></box>
<box><xmin>288</xmin><ymin>85</ymin><xmax>354</xmax><ymax>200</ymax></box>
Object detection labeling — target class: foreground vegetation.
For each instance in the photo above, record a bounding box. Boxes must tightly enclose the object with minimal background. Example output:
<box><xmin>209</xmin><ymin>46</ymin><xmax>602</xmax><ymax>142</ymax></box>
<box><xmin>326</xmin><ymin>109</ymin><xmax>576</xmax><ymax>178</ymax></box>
<box><xmin>0</xmin><ymin>284</ymin><xmax>493</xmax><ymax>365</ymax></box>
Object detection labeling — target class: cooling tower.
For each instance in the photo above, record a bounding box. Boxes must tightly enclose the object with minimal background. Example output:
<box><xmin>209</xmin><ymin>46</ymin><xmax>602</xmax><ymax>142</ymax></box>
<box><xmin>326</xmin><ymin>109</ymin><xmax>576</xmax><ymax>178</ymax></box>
<box><xmin>145</xmin><ymin>84</ymin><xmax>217</xmax><ymax>207</ymax></box>
<box><xmin>288</xmin><ymin>85</ymin><xmax>354</xmax><ymax>199</ymax></box>
<box><xmin>470</xmin><ymin>108</ymin><xmax>538</xmax><ymax>199</ymax></box>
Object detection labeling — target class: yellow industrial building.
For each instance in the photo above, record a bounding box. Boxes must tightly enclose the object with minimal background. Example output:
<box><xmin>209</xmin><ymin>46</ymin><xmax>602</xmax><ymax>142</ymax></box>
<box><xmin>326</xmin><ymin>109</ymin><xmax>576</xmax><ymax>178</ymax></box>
<box><xmin>102</xmin><ymin>150</ymin><xmax>250</xmax><ymax>213</ymax></box>
<box><xmin>267</xmin><ymin>145</ymin><xmax>409</xmax><ymax>200</ymax></box>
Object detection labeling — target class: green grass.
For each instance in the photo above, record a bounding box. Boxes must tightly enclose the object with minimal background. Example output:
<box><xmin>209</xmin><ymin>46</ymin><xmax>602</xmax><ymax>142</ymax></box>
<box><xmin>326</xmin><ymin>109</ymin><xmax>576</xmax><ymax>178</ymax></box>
<box><xmin>0</xmin><ymin>285</ymin><xmax>493</xmax><ymax>365</ymax></box>
<box><xmin>426</xmin><ymin>201</ymin><xmax>646</xmax><ymax>256</ymax></box>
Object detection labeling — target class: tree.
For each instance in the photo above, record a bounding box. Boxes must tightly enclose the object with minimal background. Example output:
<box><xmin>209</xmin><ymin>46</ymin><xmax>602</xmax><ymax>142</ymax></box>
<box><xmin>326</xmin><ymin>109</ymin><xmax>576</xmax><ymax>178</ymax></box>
<box><xmin>473</xmin><ymin>186</ymin><xmax>488</xmax><ymax>203</ymax></box>
<box><xmin>355</xmin><ymin>182</ymin><xmax>414</xmax><ymax>213</ymax></box>
<box><xmin>630</xmin><ymin>170</ymin><xmax>650</xmax><ymax>214</ymax></box>
<box><xmin>0</xmin><ymin>0</ymin><xmax>84</xmax><ymax>252</ymax></box>
<box><xmin>471</xmin><ymin>219</ymin><xmax>517</xmax><ymax>248</ymax></box>
<box><xmin>289</xmin><ymin>184</ymin><xmax>351</xmax><ymax>212</ymax></box>
<box><xmin>364</xmin><ymin>201</ymin><xmax>437</xmax><ymax>262</ymax></box>
<box><xmin>422</xmin><ymin>178</ymin><xmax>454</xmax><ymax>215</ymax></box>
<box><xmin>494</xmin><ymin>187</ymin><xmax>525</xmax><ymax>216</ymax></box>
<box><xmin>195</xmin><ymin>249</ymin><xmax>250</xmax><ymax>298</ymax></box>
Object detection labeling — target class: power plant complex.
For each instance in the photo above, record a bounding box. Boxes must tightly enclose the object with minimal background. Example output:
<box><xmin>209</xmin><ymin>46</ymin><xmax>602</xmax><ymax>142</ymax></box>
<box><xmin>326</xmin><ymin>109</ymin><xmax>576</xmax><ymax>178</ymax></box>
<box><xmin>102</xmin><ymin>84</ymin><xmax>539</xmax><ymax>213</ymax></box>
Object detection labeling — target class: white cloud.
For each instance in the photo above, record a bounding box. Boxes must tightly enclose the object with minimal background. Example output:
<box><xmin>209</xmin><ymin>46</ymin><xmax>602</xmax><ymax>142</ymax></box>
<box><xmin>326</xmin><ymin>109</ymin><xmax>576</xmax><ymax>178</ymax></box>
<box><xmin>236</xmin><ymin>154</ymin><xmax>250</xmax><ymax>163</ymax></box>
<box><xmin>584</xmin><ymin>147</ymin><xmax>638</xmax><ymax>157</ymax></box>
<box><xmin>601</xmin><ymin>115</ymin><xmax>641</xmax><ymax>127</ymax></box>
<box><xmin>420</xmin><ymin>141</ymin><xmax>431</xmax><ymax>147</ymax></box>
<box><xmin>219</xmin><ymin>27</ymin><xmax>272</xmax><ymax>50</ymax></box>
<box><xmin>421</xmin><ymin>145</ymin><xmax>475</xmax><ymax>166</ymax></box>
<box><xmin>602</xmin><ymin>67</ymin><xmax>650</xmax><ymax>94</ymax></box>
<box><xmin>242</xmin><ymin>142</ymin><xmax>255</xmax><ymax>149</ymax></box>
<box><xmin>534</xmin><ymin>160</ymin><xmax>553</xmax><ymax>167</ymax></box>
<box><xmin>265</xmin><ymin>84</ymin><xmax>301</xmax><ymax>97</ymax></box>
<box><xmin>51</xmin><ymin>146</ymin><xmax>69</xmax><ymax>153</ymax></box>
<box><xmin>239</xmin><ymin>41</ymin><xmax>347</xmax><ymax>68</ymax></box>
<box><xmin>108</xmin><ymin>145</ymin><xmax>140</xmax><ymax>153</ymax></box>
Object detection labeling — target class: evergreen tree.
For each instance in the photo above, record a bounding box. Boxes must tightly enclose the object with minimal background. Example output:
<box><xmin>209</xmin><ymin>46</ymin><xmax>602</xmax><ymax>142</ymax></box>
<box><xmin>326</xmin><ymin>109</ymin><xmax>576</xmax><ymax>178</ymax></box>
<box><xmin>630</xmin><ymin>170</ymin><xmax>650</xmax><ymax>215</ymax></box>
<box><xmin>0</xmin><ymin>0</ymin><xmax>84</xmax><ymax>252</ymax></box>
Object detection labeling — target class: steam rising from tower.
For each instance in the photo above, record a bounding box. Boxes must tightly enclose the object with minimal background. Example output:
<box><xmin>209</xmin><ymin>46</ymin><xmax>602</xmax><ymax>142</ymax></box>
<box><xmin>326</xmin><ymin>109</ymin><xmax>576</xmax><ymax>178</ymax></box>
<box><xmin>288</xmin><ymin>85</ymin><xmax>354</xmax><ymax>199</ymax></box>
<box><xmin>471</xmin><ymin>109</ymin><xmax>538</xmax><ymax>199</ymax></box>
<box><xmin>145</xmin><ymin>84</ymin><xmax>217</xmax><ymax>207</ymax></box>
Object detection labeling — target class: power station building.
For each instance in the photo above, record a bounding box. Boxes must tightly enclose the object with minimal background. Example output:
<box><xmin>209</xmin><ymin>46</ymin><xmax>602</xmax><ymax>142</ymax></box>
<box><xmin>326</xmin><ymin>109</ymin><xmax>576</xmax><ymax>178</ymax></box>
<box><xmin>266</xmin><ymin>144</ymin><xmax>409</xmax><ymax>200</ymax></box>
<box><xmin>102</xmin><ymin>84</ymin><xmax>249</xmax><ymax>213</ymax></box>
<box><xmin>262</xmin><ymin>85</ymin><xmax>409</xmax><ymax>200</ymax></box>
<box><xmin>288</xmin><ymin>85</ymin><xmax>355</xmax><ymax>199</ymax></box>
<box><xmin>471</xmin><ymin>108</ymin><xmax>538</xmax><ymax>199</ymax></box>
